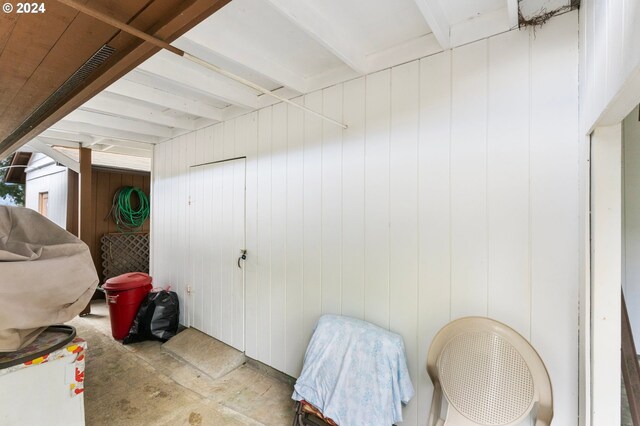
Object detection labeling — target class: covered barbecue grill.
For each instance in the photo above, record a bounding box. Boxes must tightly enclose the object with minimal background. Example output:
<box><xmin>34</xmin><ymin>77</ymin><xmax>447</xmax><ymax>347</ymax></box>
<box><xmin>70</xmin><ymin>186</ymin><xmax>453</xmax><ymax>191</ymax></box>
<box><xmin>0</xmin><ymin>206</ymin><xmax>99</xmax><ymax>351</ymax></box>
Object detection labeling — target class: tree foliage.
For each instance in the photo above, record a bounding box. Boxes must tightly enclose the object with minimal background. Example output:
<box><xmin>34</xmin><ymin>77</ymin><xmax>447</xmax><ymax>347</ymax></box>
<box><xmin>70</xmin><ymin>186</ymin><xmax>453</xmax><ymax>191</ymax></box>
<box><xmin>0</xmin><ymin>156</ymin><xmax>25</xmax><ymax>206</ymax></box>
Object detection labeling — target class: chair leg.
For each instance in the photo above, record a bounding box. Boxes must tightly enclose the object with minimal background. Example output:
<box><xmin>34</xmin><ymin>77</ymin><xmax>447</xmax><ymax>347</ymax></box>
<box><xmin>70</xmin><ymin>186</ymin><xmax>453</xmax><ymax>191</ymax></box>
<box><xmin>428</xmin><ymin>382</ymin><xmax>443</xmax><ymax>426</ymax></box>
<box><xmin>292</xmin><ymin>402</ymin><xmax>304</xmax><ymax>426</ymax></box>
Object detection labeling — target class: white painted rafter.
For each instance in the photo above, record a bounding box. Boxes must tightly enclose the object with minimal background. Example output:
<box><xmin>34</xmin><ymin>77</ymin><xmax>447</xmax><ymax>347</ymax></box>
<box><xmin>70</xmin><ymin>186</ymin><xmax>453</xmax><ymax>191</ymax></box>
<box><xmin>27</xmin><ymin>138</ymin><xmax>80</xmax><ymax>173</ymax></box>
<box><xmin>83</xmin><ymin>142</ymin><xmax>152</xmax><ymax>159</ymax></box>
<box><xmin>64</xmin><ymin>110</ymin><xmax>173</xmax><ymax>138</ymax></box>
<box><xmin>51</xmin><ymin>121</ymin><xmax>160</xmax><ymax>144</ymax></box>
<box><xmin>37</xmin><ymin>137</ymin><xmax>81</xmax><ymax>149</ymax></box>
<box><xmin>263</xmin><ymin>0</ymin><xmax>369</xmax><ymax>74</ymax></box>
<box><xmin>413</xmin><ymin>0</ymin><xmax>451</xmax><ymax>49</ymax></box>
<box><xmin>138</xmin><ymin>52</ymin><xmax>259</xmax><ymax>109</ymax></box>
<box><xmin>105</xmin><ymin>78</ymin><xmax>223</xmax><ymax>121</ymax></box>
<box><xmin>97</xmin><ymin>145</ymin><xmax>153</xmax><ymax>160</ymax></box>
<box><xmin>83</xmin><ymin>138</ymin><xmax>153</xmax><ymax>152</ymax></box>
<box><xmin>81</xmin><ymin>94</ymin><xmax>196</xmax><ymax>130</ymax></box>
<box><xmin>175</xmin><ymin>36</ymin><xmax>308</xmax><ymax>94</ymax></box>
<box><xmin>39</xmin><ymin>129</ymin><xmax>94</xmax><ymax>144</ymax></box>
<box><xmin>507</xmin><ymin>0</ymin><xmax>520</xmax><ymax>28</ymax></box>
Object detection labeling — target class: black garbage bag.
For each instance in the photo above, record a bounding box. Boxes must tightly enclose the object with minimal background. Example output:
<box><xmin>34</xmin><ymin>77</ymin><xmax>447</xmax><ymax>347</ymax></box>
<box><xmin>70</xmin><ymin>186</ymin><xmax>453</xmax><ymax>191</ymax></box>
<box><xmin>123</xmin><ymin>290</ymin><xmax>179</xmax><ymax>344</ymax></box>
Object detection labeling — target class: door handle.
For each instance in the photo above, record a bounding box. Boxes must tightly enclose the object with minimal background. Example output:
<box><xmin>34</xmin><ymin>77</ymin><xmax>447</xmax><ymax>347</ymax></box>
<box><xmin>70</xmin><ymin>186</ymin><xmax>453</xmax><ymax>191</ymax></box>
<box><xmin>237</xmin><ymin>249</ymin><xmax>247</xmax><ymax>268</ymax></box>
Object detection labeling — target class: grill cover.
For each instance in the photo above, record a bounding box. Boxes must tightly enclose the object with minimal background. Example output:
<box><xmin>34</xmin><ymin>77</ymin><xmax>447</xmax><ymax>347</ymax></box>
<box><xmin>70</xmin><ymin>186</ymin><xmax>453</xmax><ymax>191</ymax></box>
<box><xmin>0</xmin><ymin>206</ymin><xmax>98</xmax><ymax>351</ymax></box>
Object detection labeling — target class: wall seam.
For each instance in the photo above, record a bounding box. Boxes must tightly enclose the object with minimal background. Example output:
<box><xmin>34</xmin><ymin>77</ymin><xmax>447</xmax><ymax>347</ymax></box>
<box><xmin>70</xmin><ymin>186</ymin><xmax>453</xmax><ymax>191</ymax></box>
<box><xmin>388</xmin><ymin>68</ymin><xmax>393</xmax><ymax>329</ymax></box>
<box><xmin>449</xmin><ymin>49</ymin><xmax>453</xmax><ymax>321</ymax></box>
<box><xmin>284</xmin><ymin>104</ymin><xmax>289</xmax><ymax>371</ymax></box>
<box><xmin>363</xmin><ymin>76</ymin><xmax>368</xmax><ymax>321</ymax></box>
<box><xmin>528</xmin><ymin>26</ymin><xmax>534</xmax><ymax>342</ymax></box>
<box><xmin>485</xmin><ymin>38</ymin><xmax>491</xmax><ymax>318</ymax></box>
<box><xmin>416</xmin><ymin>57</ymin><xmax>422</xmax><ymax>412</ymax></box>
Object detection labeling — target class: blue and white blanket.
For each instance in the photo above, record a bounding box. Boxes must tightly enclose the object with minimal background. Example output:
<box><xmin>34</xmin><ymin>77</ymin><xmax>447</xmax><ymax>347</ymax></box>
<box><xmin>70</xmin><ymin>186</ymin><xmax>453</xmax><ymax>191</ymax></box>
<box><xmin>292</xmin><ymin>315</ymin><xmax>414</xmax><ymax>426</ymax></box>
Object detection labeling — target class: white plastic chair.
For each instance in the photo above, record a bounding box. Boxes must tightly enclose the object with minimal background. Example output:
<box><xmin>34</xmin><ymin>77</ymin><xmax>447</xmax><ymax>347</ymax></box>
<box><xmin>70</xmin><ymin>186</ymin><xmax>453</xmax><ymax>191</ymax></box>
<box><xmin>426</xmin><ymin>317</ymin><xmax>553</xmax><ymax>426</ymax></box>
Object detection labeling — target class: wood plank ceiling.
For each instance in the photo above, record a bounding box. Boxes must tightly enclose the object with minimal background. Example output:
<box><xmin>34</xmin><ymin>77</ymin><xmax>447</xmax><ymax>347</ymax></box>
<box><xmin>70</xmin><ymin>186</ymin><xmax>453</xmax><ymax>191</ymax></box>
<box><xmin>0</xmin><ymin>0</ymin><xmax>231</xmax><ymax>158</ymax></box>
<box><xmin>1</xmin><ymin>0</ymin><xmax>577</xmax><ymax>161</ymax></box>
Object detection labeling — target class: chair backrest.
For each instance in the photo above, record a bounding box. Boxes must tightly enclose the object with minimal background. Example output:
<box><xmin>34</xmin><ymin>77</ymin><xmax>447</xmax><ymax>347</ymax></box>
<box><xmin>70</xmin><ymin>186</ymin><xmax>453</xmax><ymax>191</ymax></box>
<box><xmin>426</xmin><ymin>317</ymin><xmax>553</xmax><ymax>426</ymax></box>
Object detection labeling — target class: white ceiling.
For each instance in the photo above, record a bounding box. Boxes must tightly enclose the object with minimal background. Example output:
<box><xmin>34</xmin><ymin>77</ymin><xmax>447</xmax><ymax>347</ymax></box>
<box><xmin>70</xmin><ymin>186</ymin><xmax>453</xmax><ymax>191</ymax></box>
<box><xmin>36</xmin><ymin>0</ymin><xmax>574</xmax><ymax>161</ymax></box>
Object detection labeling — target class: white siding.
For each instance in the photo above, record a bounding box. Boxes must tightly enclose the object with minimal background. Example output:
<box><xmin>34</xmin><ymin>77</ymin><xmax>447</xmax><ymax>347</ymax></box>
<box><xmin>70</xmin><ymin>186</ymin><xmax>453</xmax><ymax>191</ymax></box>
<box><xmin>529</xmin><ymin>15</ymin><xmax>580</xmax><ymax>426</ymax></box>
<box><xmin>24</xmin><ymin>155</ymin><xmax>68</xmax><ymax>229</ymax></box>
<box><xmin>152</xmin><ymin>13</ymin><xmax>579</xmax><ymax>425</ymax></box>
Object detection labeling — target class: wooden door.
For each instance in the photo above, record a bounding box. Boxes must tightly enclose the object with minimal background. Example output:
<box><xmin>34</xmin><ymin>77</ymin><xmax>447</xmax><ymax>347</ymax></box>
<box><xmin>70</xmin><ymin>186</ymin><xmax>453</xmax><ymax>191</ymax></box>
<box><xmin>189</xmin><ymin>158</ymin><xmax>246</xmax><ymax>351</ymax></box>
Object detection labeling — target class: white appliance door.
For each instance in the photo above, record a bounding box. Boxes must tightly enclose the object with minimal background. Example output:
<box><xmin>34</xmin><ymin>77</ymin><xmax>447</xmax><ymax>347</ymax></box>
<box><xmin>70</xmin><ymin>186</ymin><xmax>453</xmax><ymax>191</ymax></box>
<box><xmin>0</xmin><ymin>354</ymin><xmax>85</xmax><ymax>425</ymax></box>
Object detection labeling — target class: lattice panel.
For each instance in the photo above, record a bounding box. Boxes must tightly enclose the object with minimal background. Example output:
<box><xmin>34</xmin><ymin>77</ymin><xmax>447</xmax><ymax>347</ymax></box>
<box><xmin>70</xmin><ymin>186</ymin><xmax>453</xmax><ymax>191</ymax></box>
<box><xmin>101</xmin><ymin>233</ymin><xmax>149</xmax><ymax>281</ymax></box>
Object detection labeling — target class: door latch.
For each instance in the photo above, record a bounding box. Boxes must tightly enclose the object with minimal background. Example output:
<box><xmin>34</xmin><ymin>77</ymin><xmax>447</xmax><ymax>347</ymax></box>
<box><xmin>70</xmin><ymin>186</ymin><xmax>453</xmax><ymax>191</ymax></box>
<box><xmin>237</xmin><ymin>249</ymin><xmax>247</xmax><ymax>268</ymax></box>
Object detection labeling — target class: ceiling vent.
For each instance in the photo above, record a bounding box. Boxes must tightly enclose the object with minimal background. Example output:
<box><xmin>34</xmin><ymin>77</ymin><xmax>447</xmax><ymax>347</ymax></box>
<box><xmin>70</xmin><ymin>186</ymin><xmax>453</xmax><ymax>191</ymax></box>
<box><xmin>2</xmin><ymin>44</ymin><xmax>116</xmax><ymax>149</ymax></box>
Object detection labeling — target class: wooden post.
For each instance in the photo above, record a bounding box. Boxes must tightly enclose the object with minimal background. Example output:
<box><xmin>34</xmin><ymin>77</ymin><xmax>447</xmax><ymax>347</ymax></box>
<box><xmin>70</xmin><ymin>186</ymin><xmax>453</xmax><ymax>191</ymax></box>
<box><xmin>66</xmin><ymin>170</ymin><xmax>79</xmax><ymax>237</ymax></box>
<box><xmin>79</xmin><ymin>147</ymin><xmax>92</xmax><ymax>316</ymax></box>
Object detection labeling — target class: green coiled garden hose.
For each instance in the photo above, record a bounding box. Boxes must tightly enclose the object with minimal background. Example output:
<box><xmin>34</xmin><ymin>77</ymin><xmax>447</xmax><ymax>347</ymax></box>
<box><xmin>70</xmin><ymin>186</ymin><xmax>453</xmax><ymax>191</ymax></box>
<box><xmin>109</xmin><ymin>186</ymin><xmax>150</xmax><ymax>232</ymax></box>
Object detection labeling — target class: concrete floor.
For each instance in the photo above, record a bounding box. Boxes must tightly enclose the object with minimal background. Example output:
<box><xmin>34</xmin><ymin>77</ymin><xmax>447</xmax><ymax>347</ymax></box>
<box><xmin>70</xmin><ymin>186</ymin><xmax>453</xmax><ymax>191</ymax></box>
<box><xmin>69</xmin><ymin>301</ymin><xmax>295</xmax><ymax>426</ymax></box>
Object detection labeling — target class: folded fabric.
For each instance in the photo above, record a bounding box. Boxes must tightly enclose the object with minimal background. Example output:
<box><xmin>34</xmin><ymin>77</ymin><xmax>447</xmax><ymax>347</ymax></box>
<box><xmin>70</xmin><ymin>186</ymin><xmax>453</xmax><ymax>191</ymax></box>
<box><xmin>292</xmin><ymin>315</ymin><xmax>414</xmax><ymax>426</ymax></box>
<box><xmin>0</xmin><ymin>206</ymin><xmax>98</xmax><ymax>351</ymax></box>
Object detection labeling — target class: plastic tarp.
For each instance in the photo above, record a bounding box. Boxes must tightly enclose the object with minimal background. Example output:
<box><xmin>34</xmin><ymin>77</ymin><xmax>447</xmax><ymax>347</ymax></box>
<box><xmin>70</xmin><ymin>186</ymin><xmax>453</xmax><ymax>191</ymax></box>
<box><xmin>0</xmin><ymin>206</ymin><xmax>98</xmax><ymax>351</ymax></box>
<box><xmin>123</xmin><ymin>290</ymin><xmax>179</xmax><ymax>344</ymax></box>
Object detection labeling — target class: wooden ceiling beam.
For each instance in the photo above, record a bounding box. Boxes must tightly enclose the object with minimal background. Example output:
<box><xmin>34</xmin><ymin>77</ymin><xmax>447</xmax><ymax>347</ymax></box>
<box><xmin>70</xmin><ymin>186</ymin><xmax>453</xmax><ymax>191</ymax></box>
<box><xmin>55</xmin><ymin>0</ymin><xmax>348</xmax><ymax>129</ymax></box>
<box><xmin>95</xmin><ymin>145</ymin><xmax>153</xmax><ymax>159</ymax></box>
<box><xmin>175</xmin><ymin>34</ymin><xmax>308</xmax><ymax>93</ymax></box>
<box><xmin>263</xmin><ymin>0</ymin><xmax>369</xmax><ymax>74</ymax></box>
<box><xmin>507</xmin><ymin>0</ymin><xmax>520</xmax><ymax>28</ymax></box>
<box><xmin>51</xmin><ymin>120</ymin><xmax>160</xmax><ymax>144</ymax></box>
<box><xmin>40</xmin><ymin>129</ymin><xmax>94</xmax><ymax>144</ymax></box>
<box><xmin>64</xmin><ymin>109</ymin><xmax>173</xmax><ymax>138</ymax></box>
<box><xmin>137</xmin><ymin>51</ymin><xmax>259</xmax><ymax>109</ymax></box>
<box><xmin>84</xmin><ymin>138</ymin><xmax>153</xmax><ymax>152</ymax></box>
<box><xmin>27</xmin><ymin>138</ymin><xmax>80</xmax><ymax>173</ymax></box>
<box><xmin>37</xmin><ymin>137</ymin><xmax>81</xmax><ymax>149</ymax></box>
<box><xmin>81</xmin><ymin>93</ymin><xmax>196</xmax><ymax>130</ymax></box>
<box><xmin>413</xmin><ymin>0</ymin><xmax>451</xmax><ymax>49</ymax></box>
<box><xmin>105</xmin><ymin>77</ymin><xmax>224</xmax><ymax>121</ymax></box>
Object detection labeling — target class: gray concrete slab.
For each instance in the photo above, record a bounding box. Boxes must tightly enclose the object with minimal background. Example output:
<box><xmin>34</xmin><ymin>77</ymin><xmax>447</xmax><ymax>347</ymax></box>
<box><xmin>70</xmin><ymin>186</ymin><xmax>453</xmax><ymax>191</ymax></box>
<box><xmin>162</xmin><ymin>328</ymin><xmax>246</xmax><ymax>381</ymax></box>
<box><xmin>69</xmin><ymin>301</ymin><xmax>294</xmax><ymax>426</ymax></box>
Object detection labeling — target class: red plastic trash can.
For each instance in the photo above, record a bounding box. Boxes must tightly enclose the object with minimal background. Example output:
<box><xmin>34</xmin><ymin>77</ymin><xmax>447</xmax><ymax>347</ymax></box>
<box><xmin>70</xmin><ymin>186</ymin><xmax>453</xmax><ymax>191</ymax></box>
<box><xmin>103</xmin><ymin>272</ymin><xmax>152</xmax><ymax>340</ymax></box>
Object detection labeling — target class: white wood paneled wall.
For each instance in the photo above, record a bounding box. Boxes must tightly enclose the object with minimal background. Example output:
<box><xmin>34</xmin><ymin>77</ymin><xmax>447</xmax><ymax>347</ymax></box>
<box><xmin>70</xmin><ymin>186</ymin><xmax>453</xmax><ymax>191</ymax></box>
<box><xmin>152</xmin><ymin>12</ymin><xmax>579</xmax><ymax>425</ymax></box>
